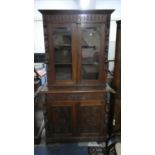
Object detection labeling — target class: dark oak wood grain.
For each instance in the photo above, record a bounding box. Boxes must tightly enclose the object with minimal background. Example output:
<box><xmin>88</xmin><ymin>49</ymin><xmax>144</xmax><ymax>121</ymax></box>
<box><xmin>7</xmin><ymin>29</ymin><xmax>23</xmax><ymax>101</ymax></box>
<box><xmin>39</xmin><ymin>10</ymin><xmax>114</xmax><ymax>143</ymax></box>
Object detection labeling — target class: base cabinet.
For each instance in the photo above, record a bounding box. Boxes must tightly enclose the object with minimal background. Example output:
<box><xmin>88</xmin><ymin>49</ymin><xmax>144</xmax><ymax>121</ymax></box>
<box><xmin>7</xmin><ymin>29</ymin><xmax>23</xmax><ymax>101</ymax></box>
<box><xmin>43</xmin><ymin>91</ymin><xmax>109</xmax><ymax>143</ymax></box>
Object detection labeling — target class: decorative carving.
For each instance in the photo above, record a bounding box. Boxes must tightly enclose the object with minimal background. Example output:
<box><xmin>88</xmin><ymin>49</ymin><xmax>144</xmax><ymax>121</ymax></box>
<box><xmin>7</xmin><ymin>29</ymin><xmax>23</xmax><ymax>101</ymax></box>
<box><xmin>50</xmin><ymin>106</ymin><xmax>72</xmax><ymax>133</ymax></box>
<box><xmin>78</xmin><ymin>106</ymin><xmax>103</xmax><ymax>133</ymax></box>
<box><xmin>39</xmin><ymin>10</ymin><xmax>114</xmax><ymax>142</ymax></box>
<box><xmin>44</xmin><ymin>14</ymin><xmax>107</xmax><ymax>23</ymax></box>
<box><xmin>43</xmin><ymin>22</ymin><xmax>48</xmax><ymax>54</ymax></box>
<box><xmin>104</xmin><ymin>15</ymin><xmax>111</xmax><ymax>72</ymax></box>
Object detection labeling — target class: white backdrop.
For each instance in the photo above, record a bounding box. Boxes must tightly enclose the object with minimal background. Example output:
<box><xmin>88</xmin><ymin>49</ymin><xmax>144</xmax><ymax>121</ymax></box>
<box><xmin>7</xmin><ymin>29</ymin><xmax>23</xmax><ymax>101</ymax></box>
<box><xmin>34</xmin><ymin>0</ymin><xmax>121</xmax><ymax>70</ymax></box>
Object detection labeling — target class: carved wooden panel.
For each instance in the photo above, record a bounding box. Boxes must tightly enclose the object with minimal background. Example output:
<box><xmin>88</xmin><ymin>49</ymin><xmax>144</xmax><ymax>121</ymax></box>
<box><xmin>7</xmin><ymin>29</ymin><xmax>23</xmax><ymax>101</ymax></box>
<box><xmin>44</xmin><ymin>14</ymin><xmax>107</xmax><ymax>24</ymax></box>
<box><xmin>104</xmin><ymin>15</ymin><xmax>111</xmax><ymax>72</ymax></box>
<box><xmin>77</xmin><ymin>101</ymin><xmax>106</xmax><ymax>134</ymax></box>
<box><xmin>43</xmin><ymin>22</ymin><xmax>48</xmax><ymax>54</ymax></box>
<box><xmin>48</xmin><ymin>103</ymin><xmax>73</xmax><ymax>134</ymax></box>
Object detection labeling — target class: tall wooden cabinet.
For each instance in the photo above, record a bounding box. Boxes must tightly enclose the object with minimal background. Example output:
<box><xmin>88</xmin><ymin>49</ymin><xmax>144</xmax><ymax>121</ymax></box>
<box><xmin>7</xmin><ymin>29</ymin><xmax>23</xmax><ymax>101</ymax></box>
<box><xmin>39</xmin><ymin>10</ymin><xmax>114</xmax><ymax>143</ymax></box>
<box><xmin>111</xmin><ymin>20</ymin><xmax>121</xmax><ymax>132</ymax></box>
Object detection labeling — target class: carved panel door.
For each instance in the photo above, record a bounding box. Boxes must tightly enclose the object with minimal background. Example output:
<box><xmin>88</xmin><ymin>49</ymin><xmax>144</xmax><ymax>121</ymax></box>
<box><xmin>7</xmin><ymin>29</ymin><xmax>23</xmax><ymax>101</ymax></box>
<box><xmin>77</xmin><ymin>100</ymin><xmax>106</xmax><ymax>136</ymax></box>
<box><xmin>47</xmin><ymin>101</ymin><xmax>74</xmax><ymax>136</ymax></box>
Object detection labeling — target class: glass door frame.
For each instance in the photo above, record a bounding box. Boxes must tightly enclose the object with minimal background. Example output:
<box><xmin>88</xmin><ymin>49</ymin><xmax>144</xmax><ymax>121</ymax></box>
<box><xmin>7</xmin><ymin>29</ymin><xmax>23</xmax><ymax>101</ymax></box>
<box><xmin>47</xmin><ymin>23</ymin><xmax>77</xmax><ymax>85</ymax></box>
<box><xmin>77</xmin><ymin>23</ymin><xmax>106</xmax><ymax>84</ymax></box>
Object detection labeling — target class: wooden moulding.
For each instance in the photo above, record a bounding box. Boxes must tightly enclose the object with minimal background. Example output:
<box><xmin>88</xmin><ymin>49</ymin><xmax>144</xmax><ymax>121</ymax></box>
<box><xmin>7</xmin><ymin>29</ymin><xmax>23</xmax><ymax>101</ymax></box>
<box><xmin>39</xmin><ymin>10</ymin><xmax>114</xmax><ymax>24</ymax></box>
<box><xmin>39</xmin><ymin>10</ymin><xmax>115</xmax><ymax>15</ymax></box>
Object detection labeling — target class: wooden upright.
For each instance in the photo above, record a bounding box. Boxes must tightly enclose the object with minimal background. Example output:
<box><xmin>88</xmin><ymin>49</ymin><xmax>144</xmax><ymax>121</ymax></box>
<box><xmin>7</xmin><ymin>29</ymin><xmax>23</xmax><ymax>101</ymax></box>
<box><xmin>111</xmin><ymin>20</ymin><xmax>121</xmax><ymax>132</ymax></box>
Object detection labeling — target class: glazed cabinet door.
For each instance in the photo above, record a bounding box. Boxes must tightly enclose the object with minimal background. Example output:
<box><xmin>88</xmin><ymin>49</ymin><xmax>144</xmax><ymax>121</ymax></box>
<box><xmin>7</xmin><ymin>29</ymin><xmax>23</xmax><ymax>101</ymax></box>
<box><xmin>77</xmin><ymin>23</ymin><xmax>106</xmax><ymax>84</ymax></box>
<box><xmin>47</xmin><ymin>24</ymin><xmax>77</xmax><ymax>85</ymax></box>
<box><xmin>77</xmin><ymin>100</ymin><xmax>106</xmax><ymax>136</ymax></box>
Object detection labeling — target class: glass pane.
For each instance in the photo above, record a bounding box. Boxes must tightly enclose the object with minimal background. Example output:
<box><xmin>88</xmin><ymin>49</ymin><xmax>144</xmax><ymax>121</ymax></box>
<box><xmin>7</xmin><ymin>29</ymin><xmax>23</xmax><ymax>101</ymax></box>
<box><xmin>81</xmin><ymin>26</ymin><xmax>100</xmax><ymax>80</ymax></box>
<box><xmin>52</xmin><ymin>27</ymin><xmax>72</xmax><ymax>80</ymax></box>
<box><xmin>55</xmin><ymin>66</ymin><xmax>72</xmax><ymax>80</ymax></box>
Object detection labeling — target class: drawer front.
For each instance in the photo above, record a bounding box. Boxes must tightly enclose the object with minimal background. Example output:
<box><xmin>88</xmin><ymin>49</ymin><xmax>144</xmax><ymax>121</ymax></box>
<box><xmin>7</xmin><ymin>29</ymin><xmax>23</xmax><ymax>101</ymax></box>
<box><xmin>46</xmin><ymin>92</ymin><xmax>107</xmax><ymax>102</ymax></box>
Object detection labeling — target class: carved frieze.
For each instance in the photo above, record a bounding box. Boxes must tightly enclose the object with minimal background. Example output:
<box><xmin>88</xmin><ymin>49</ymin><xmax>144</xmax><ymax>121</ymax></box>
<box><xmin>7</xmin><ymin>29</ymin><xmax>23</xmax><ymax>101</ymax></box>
<box><xmin>44</xmin><ymin>14</ymin><xmax>107</xmax><ymax>24</ymax></box>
